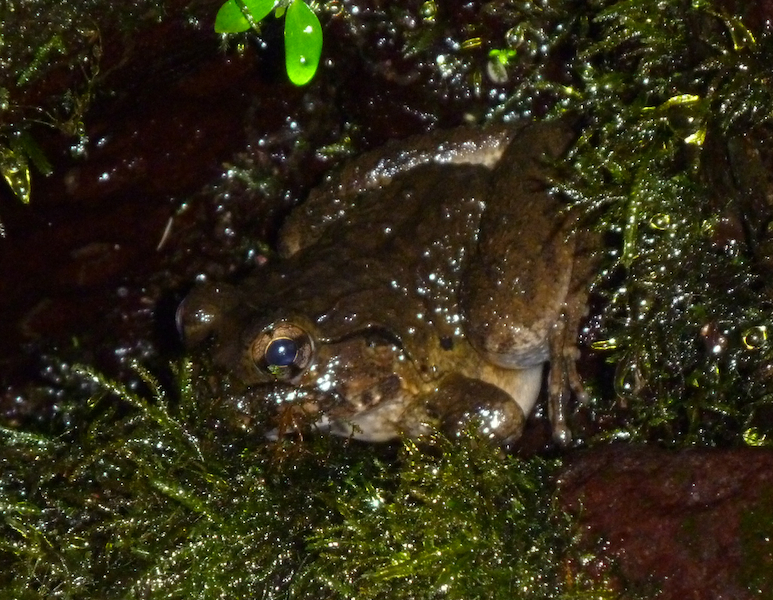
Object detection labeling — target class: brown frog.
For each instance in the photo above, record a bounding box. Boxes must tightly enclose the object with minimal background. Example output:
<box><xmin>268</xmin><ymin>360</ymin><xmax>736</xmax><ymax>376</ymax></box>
<box><xmin>178</xmin><ymin>119</ymin><xmax>593</xmax><ymax>445</ymax></box>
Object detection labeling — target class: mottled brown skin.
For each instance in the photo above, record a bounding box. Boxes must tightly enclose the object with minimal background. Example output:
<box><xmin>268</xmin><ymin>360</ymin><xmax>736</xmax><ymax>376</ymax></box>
<box><xmin>463</xmin><ymin>120</ymin><xmax>594</xmax><ymax>443</ymax></box>
<box><xmin>179</xmin><ymin>119</ymin><xmax>592</xmax><ymax>444</ymax></box>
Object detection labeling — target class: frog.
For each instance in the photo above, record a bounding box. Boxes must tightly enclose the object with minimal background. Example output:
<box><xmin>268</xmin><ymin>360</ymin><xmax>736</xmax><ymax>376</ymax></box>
<box><xmin>177</xmin><ymin>118</ymin><xmax>594</xmax><ymax>446</ymax></box>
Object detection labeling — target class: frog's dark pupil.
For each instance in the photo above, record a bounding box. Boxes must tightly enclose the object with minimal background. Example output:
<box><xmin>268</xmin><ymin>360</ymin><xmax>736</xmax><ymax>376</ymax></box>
<box><xmin>265</xmin><ymin>337</ymin><xmax>298</xmax><ymax>367</ymax></box>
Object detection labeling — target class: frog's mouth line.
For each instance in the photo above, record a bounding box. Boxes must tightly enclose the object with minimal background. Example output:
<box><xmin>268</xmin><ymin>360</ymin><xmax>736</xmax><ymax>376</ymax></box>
<box><xmin>263</xmin><ymin>387</ymin><xmax>427</xmax><ymax>443</ymax></box>
<box><xmin>312</xmin><ymin>402</ymin><xmax>431</xmax><ymax>442</ymax></box>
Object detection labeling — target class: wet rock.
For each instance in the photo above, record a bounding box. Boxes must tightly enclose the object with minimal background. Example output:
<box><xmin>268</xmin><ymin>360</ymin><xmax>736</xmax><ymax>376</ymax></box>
<box><xmin>559</xmin><ymin>445</ymin><xmax>773</xmax><ymax>599</ymax></box>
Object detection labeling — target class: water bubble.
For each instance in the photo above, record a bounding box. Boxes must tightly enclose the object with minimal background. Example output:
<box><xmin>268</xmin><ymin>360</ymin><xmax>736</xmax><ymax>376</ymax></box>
<box><xmin>742</xmin><ymin>325</ymin><xmax>768</xmax><ymax>350</ymax></box>
<box><xmin>420</xmin><ymin>0</ymin><xmax>436</xmax><ymax>21</ymax></box>
<box><xmin>649</xmin><ymin>213</ymin><xmax>671</xmax><ymax>230</ymax></box>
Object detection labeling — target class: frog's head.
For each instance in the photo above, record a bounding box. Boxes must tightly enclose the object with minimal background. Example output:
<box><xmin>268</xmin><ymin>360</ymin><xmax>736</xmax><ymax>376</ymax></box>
<box><xmin>177</xmin><ymin>281</ymin><xmax>432</xmax><ymax>441</ymax></box>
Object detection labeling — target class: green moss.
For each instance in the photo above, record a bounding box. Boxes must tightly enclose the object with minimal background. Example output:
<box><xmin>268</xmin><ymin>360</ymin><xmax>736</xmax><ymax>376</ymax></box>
<box><xmin>0</xmin><ymin>361</ymin><xmax>614</xmax><ymax>598</ymax></box>
<box><xmin>503</xmin><ymin>0</ymin><xmax>773</xmax><ymax>445</ymax></box>
<box><xmin>0</xmin><ymin>0</ymin><xmax>166</xmax><ymax>211</ymax></box>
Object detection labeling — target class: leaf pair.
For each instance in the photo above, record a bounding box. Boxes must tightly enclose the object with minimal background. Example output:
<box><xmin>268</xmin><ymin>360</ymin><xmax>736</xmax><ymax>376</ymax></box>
<box><xmin>215</xmin><ymin>0</ymin><xmax>323</xmax><ymax>86</ymax></box>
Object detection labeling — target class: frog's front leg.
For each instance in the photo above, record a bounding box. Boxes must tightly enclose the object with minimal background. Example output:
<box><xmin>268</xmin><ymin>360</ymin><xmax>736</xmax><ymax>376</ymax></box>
<box><xmin>427</xmin><ymin>370</ymin><xmax>542</xmax><ymax>446</ymax></box>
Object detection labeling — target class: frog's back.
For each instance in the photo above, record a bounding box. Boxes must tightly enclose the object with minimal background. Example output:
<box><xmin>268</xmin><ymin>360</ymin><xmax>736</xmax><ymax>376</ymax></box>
<box><xmin>278</xmin><ymin>126</ymin><xmax>518</xmax><ymax>257</ymax></box>
<box><xmin>274</xmin><ymin>162</ymin><xmax>493</xmax><ymax>370</ymax></box>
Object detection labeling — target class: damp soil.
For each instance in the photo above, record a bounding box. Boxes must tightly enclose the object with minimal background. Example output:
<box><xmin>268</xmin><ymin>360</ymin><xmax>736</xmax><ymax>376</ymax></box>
<box><xmin>2</xmin><ymin>1</ymin><xmax>773</xmax><ymax>597</ymax></box>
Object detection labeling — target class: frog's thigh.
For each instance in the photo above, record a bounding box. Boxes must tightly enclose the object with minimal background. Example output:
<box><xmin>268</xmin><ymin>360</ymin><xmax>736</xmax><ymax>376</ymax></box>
<box><xmin>463</xmin><ymin>120</ymin><xmax>578</xmax><ymax>369</ymax></box>
<box><xmin>463</xmin><ymin>231</ymin><xmax>574</xmax><ymax>369</ymax></box>
<box><xmin>428</xmin><ymin>369</ymin><xmax>542</xmax><ymax>444</ymax></box>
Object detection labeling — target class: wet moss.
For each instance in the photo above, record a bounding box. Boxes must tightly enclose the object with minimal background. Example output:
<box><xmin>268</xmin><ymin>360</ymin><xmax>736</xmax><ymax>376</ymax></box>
<box><xmin>524</xmin><ymin>0</ymin><xmax>773</xmax><ymax>445</ymax></box>
<box><xmin>0</xmin><ymin>0</ymin><xmax>166</xmax><ymax>209</ymax></box>
<box><xmin>0</xmin><ymin>361</ymin><xmax>615</xmax><ymax>599</ymax></box>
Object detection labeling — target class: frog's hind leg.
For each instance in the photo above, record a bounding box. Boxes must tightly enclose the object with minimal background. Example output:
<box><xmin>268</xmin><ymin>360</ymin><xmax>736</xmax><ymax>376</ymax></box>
<box><xmin>547</xmin><ymin>313</ymin><xmax>583</xmax><ymax>446</ymax></box>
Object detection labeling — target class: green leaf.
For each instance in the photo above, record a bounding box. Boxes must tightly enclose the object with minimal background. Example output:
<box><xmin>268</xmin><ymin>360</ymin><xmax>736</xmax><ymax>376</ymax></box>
<box><xmin>244</xmin><ymin>0</ymin><xmax>278</xmax><ymax>23</ymax></box>
<box><xmin>0</xmin><ymin>144</ymin><xmax>31</xmax><ymax>204</ymax></box>
<box><xmin>17</xmin><ymin>131</ymin><xmax>52</xmax><ymax>176</ymax></box>
<box><xmin>215</xmin><ymin>0</ymin><xmax>250</xmax><ymax>33</ymax></box>
<box><xmin>215</xmin><ymin>0</ymin><xmax>277</xmax><ymax>34</ymax></box>
<box><xmin>284</xmin><ymin>1</ymin><xmax>322</xmax><ymax>86</ymax></box>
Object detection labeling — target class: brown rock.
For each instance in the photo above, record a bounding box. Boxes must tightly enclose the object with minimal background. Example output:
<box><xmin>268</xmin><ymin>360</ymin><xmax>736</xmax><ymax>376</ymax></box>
<box><xmin>559</xmin><ymin>445</ymin><xmax>773</xmax><ymax>599</ymax></box>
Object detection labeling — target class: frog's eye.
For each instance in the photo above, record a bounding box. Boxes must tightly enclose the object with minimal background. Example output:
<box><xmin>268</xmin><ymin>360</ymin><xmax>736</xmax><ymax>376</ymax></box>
<box><xmin>251</xmin><ymin>322</ymin><xmax>314</xmax><ymax>381</ymax></box>
<box><xmin>265</xmin><ymin>337</ymin><xmax>299</xmax><ymax>367</ymax></box>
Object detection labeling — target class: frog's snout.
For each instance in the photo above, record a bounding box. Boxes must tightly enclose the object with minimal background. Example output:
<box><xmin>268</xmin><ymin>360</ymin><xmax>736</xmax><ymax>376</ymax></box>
<box><xmin>176</xmin><ymin>283</ymin><xmax>236</xmax><ymax>346</ymax></box>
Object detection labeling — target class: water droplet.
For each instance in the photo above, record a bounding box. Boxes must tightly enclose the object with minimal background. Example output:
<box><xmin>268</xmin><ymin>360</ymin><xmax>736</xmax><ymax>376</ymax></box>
<box><xmin>435</xmin><ymin>54</ymin><xmax>457</xmax><ymax>78</ymax></box>
<box><xmin>700</xmin><ymin>322</ymin><xmax>729</xmax><ymax>355</ymax></box>
<box><xmin>486</xmin><ymin>56</ymin><xmax>508</xmax><ymax>84</ymax></box>
<box><xmin>505</xmin><ymin>26</ymin><xmax>525</xmax><ymax>48</ymax></box>
<box><xmin>326</xmin><ymin>0</ymin><xmax>343</xmax><ymax>15</ymax></box>
<box><xmin>420</xmin><ymin>0</ymin><xmax>436</xmax><ymax>21</ymax></box>
<box><xmin>615</xmin><ymin>360</ymin><xmax>643</xmax><ymax>398</ymax></box>
<box><xmin>649</xmin><ymin>213</ymin><xmax>671</xmax><ymax>230</ymax></box>
<box><xmin>0</xmin><ymin>150</ymin><xmax>31</xmax><ymax>203</ymax></box>
<box><xmin>742</xmin><ymin>325</ymin><xmax>768</xmax><ymax>350</ymax></box>
<box><xmin>743</xmin><ymin>427</ymin><xmax>768</xmax><ymax>447</ymax></box>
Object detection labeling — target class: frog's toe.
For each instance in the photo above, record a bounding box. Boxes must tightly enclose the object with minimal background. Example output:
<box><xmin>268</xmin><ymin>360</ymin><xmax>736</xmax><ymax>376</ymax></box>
<box><xmin>547</xmin><ymin>316</ymin><xmax>588</xmax><ymax>446</ymax></box>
